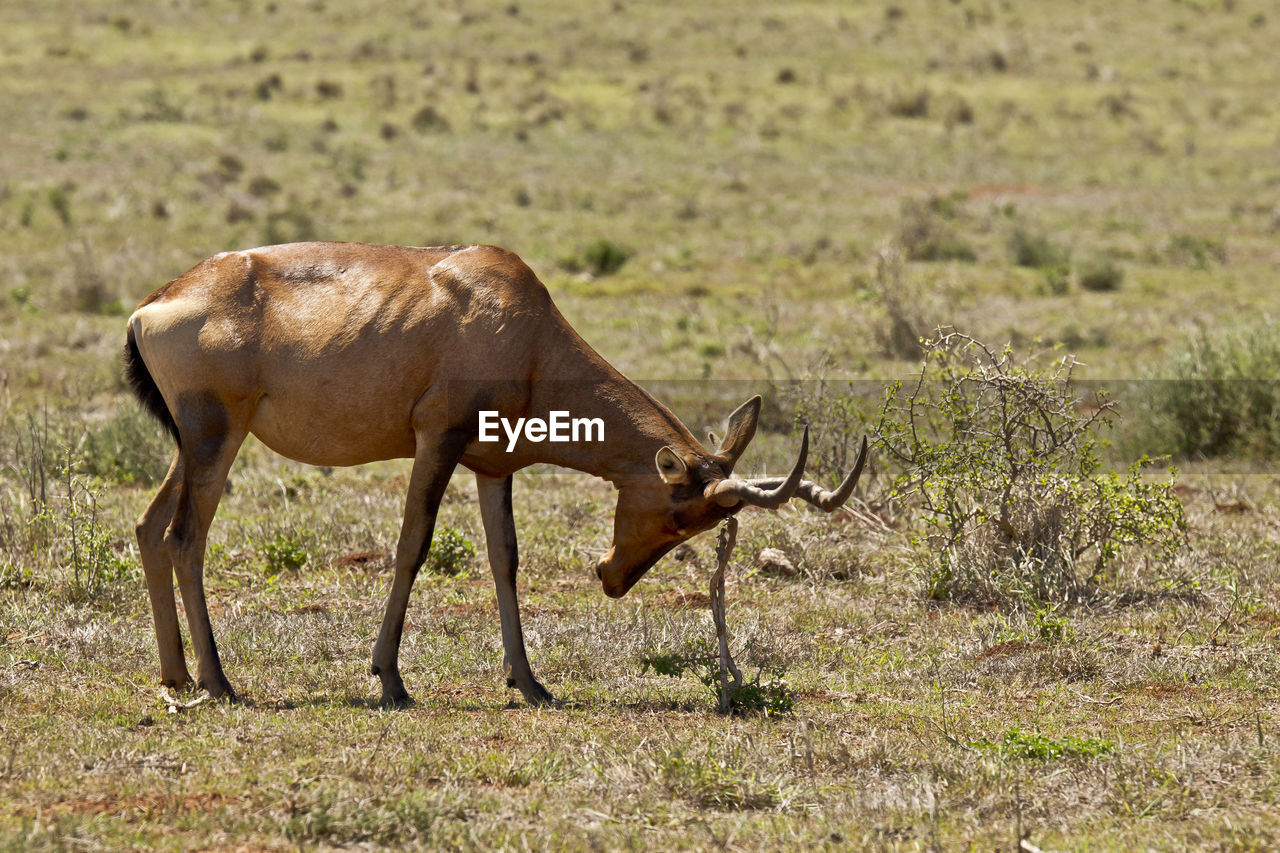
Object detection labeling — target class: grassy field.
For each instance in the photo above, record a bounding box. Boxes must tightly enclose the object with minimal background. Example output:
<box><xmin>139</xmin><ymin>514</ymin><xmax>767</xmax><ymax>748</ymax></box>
<box><xmin>2</xmin><ymin>0</ymin><xmax>1280</xmax><ymax>849</ymax></box>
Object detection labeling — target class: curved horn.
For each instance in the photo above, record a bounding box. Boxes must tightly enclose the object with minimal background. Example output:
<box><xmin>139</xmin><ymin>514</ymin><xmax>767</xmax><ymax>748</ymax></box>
<box><xmin>707</xmin><ymin>426</ymin><xmax>809</xmax><ymax>509</ymax></box>
<box><xmin>715</xmin><ymin>396</ymin><xmax>761</xmax><ymax>473</ymax></box>
<box><xmin>797</xmin><ymin>435</ymin><xmax>868</xmax><ymax>510</ymax></box>
<box><xmin>745</xmin><ymin>435</ymin><xmax>869</xmax><ymax>512</ymax></box>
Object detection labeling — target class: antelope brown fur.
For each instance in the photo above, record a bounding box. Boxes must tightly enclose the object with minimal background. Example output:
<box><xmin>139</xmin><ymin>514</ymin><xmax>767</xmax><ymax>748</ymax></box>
<box><xmin>125</xmin><ymin>241</ymin><xmax>867</xmax><ymax>705</ymax></box>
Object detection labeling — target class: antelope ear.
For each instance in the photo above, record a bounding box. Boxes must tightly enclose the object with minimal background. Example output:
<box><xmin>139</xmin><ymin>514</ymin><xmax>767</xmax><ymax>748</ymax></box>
<box><xmin>706</xmin><ymin>430</ymin><xmax>720</xmax><ymax>452</ymax></box>
<box><xmin>716</xmin><ymin>395</ymin><xmax>761</xmax><ymax>473</ymax></box>
<box><xmin>655</xmin><ymin>446</ymin><xmax>689</xmax><ymax>484</ymax></box>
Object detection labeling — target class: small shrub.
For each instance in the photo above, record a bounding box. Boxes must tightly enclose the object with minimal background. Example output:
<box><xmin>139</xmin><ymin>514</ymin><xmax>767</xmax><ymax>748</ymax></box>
<box><xmin>971</xmin><ymin>728</ymin><xmax>1114</xmax><ymax>761</ymax></box>
<box><xmin>262</xmin><ymin>535</ymin><xmax>308</xmax><ymax>574</ymax></box>
<box><xmin>560</xmin><ymin>239</ymin><xmax>631</xmax><ymax>277</ymax></box>
<box><xmin>248</xmin><ymin>175</ymin><xmax>282</xmax><ymax>197</ymax></box>
<box><xmin>1140</xmin><ymin>325</ymin><xmax>1280</xmax><ymax>458</ymax></box>
<box><xmin>1078</xmin><ymin>258</ymin><xmax>1123</xmax><ymax>291</ymax></box>
<box><xmin>641</xmin><ymin>641</ymin><xmax>793</xmax><ymax>715</ymax></box>
<box><xmin>48</xmin><ymin>184</ymin><xmax>73</xmax><ymax>227</ymax></box>
<box><xmin>265</xmin><ymin>198</ymin><xmax>318</xmax><ymax>244</ymax></box>
<box><xmin>5</xmin><ymin>442</ymin><xmax>138</xmax><ymax>602</ymax></box>
<box><xmin>63</xmin><ymin>481</ymin><xmax>135</xmax><ymax>600</ymax></box>
<box><xmin>942</xmin><ymin>94</ymin><xmax>975</xmax><ymax>127</ymax></box>
<box><xmin>1162</xmin><ymin>233</ymin><xmax>1227</xmax><ymax>269</ymax></box>
<box><xmin>878</xmin><ymin>330</ymin><xmax>1186</xmax><ymax>605</ymax></box>
<box><xmin>216</xmin><ymin>154</ymin><xmax>245</xmax><ymax>181</ymax></box>
<box><xmin>255</xmin><ymin>74</ymin><xmax>283</xmax><ymax>100</ymax></box>
<box><xmin>138</xmin><ymin>88</ymin><xmax>186</xmax><ymax>121</ymax></box>
<box><xmin>863</xmin><ymin>242</ymin><xmax>927</xmax><ymax>360</ymax></box>
<box><xmin>225</xmin><ymin>201</ymin><xmax>255</xmax><ymax>224</ymax></box>
<box><xmin>1009</xmin><ymin>227</ymin><xmax>1068</xmax><ymax>269</ymax></box>
<box><xmin>1040</xmin><ymin>264</ymin><xmax>1071</xmax><ymax>295</ymax></box>
<box><xmin>315</xmin><ymin>79</ymin><xmax>343</xmax><ymax>99</ymax></box>
<box><xmin>1032</xmin><ymin>607</ymin><xmax>1072</xmax><ymax>642</ymax></box>
<box><xmin>427</xmin><ymin>526</ymin><xmax>475</xmax><ymax>575</ymax></box>
<box><xmin>581</xmin><ymin>239</ymin><xmax>632</xmax><ymax>276</ymax></box>
<box><xmin>81</xmin><ymin>405</ymin><xmax>173</xmax><ymax>484</ymax></box>
<box><xmin>898</xmin><ymin>197</ymin><xmax>976</xmax><ymax>263</ymax></box>
<box><xmin>886</xmin><ymin>87</ymin><xmax>930</xmax><ymax>119</ymax></box>
<box><xmin>67</xmin><ymin>241</ymin><xmax>125</xmax><ymax>315</ymax></box>
<box><xmin>410</xmin><ymin>105</ymin><xmax>450</xmax><ymax>133</ymax></box>
<box><xmin>792</xmin><ymin>376</ymin><xmax>878</xmax><ymax>482</ymax></box>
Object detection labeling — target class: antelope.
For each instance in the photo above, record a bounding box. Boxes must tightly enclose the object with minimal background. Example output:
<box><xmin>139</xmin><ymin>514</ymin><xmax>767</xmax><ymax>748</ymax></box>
<box><xmin>124</xmin><ymin>242</ymin><xmax>867</xmax><ymax>706</ymax></box>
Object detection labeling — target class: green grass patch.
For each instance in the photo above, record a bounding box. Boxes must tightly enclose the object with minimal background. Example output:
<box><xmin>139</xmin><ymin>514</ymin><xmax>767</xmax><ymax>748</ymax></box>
<box><xmin>972</xmin><ymin>728</ymin><xmax>1115</xmax><ymax>761</ymax></box>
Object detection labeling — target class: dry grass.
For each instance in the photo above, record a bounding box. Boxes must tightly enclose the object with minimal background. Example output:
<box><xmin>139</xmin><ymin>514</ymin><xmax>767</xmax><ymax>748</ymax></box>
<box><xmin>2</xmin><ymin>459</ymin><xmax>1279</xmax><ymax>849</ymax></box>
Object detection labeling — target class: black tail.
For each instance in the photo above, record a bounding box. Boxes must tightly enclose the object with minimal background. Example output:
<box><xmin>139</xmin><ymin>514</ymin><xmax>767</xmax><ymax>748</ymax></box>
<box><xmin>123</xmin><ymin>325</ymin><xmax>181</xmax><ymax>447</ymax></box>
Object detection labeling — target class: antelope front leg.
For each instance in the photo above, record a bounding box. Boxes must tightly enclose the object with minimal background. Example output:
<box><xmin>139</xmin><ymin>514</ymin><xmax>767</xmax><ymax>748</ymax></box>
<box><xmin>476</xmin><ymin>473</ymin><xmax>555</xmax><ymax>705</ymax></box>
<box><xmin>372</xmin><ymin>425</ymin><xmax>467</xmax><ymax>706</ymax></box>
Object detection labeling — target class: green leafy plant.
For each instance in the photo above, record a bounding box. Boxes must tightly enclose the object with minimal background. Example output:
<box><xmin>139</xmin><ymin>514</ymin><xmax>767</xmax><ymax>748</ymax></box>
<box><xmin>1</xmin><ymin>412</ymin><xmax>136</xmax><ymax>601</ymax></box>
<box><xmin>427</xmin><ymin>526</ymin><xmax>476</xmax><ymax>576</ymax></box>
<box><xmin>262</xmin><ymin>534</ymin><xmax>309</xmax><ymax>574</ymax></box>
<box><xmin>560</xmin><ymin>238</ymin><xmax>632</xmax><ymax>277</ymax></box>
<box><xmin>971</xmin><ymin>728</ymin><xmax>1114</xmax><ymax>760</ymax></box>
<box><xmin>641</xmin><ymin>641</ymin><xmax>794</xmax><ymax>715</ymax></box>
<box><xmin>878</xmin><ymin>330</ymin><xmax>1186</xmax><ymax>605</ymax></box>
<box><xmin>1033</xmin><ymin>607</ymin><xmax>1072</xmax><ymax>642</ymax></box>
<box><xmin>1008</xmin><ymin>225</ymin><xmax>1073</xmax><ymax>295</ymax></box>
<box><xmin>0</xmin><ymin>557</ymin><xmax>34</xmax><ymax>590</ymax></box>
<box><xmin>63</xmin><ymin>482</ymin><xmax>135</xmax><ymax>600</ymax></box>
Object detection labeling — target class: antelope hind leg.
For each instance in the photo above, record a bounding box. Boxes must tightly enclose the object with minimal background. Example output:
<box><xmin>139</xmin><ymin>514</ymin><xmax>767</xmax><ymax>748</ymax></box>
<box><xmin>136</xmin><ymin>451</ymin><xmax>192</xmax><ymax>689</ymax></box>
<box><xmin>166</xmin><ymin>405</ymin><xmax>248</xmax><ymax>700</ymax></box>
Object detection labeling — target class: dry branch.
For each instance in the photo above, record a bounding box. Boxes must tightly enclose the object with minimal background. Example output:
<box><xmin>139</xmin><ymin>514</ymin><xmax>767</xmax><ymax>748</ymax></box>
<box><xmin>709</xmin><ymin>517</ymin><xmax>743</xmax><ymax>713</ymax></box>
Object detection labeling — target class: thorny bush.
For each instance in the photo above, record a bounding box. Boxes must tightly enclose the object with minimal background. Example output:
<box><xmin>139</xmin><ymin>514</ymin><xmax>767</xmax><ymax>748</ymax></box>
<box><xmin>877</xmin><ymin>330</ymin><xmax>1186</xmax><ymax>606</ymax></box>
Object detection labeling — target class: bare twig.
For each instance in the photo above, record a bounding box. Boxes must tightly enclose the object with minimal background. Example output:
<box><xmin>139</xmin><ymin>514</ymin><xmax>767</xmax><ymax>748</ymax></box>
<box><xmin>709</xmin><ymin>518</ymin><xmax>742</xmax><ymax>713</ymax></box>
<box><xmin>160</xmin><ymin>688</ymin><xmax>212</xmax><ymax>714</ymax></box>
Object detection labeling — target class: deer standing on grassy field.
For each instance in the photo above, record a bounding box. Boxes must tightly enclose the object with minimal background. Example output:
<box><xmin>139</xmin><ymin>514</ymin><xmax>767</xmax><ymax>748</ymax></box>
<box><xmin>124</xmin><ymin>242</ymin><xmax>867</xmax><ymax>706</ymax></box>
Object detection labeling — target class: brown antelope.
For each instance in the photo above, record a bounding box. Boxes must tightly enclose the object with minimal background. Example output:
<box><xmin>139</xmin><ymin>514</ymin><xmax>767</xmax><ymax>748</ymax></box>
<box><xmin>124</xmin><ymin>241</ymin><xmax>867</xmax><ymax>706</ymax></box>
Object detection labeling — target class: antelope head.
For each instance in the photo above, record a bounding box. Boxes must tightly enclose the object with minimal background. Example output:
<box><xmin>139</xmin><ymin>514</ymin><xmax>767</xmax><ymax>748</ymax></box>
<box><xmin>596</xmin><ymin>395</ymin><xmax>868</xmax><ymax>598</ymax></box>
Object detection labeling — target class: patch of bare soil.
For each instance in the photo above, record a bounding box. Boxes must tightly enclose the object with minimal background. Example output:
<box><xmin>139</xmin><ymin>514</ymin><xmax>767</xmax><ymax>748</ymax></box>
<box><xmin>18</xmin><ymin>791</ymin><xmax>241</xmax><ymax>818</ymax></box>
<box><xmin>332</xmin><ymin>550</ymin><xmax>389</xmax><ymax>572</ymax></box>
<box><xmin>975</xmin><ymin>640</ymin><xmax>1048</xmax><ymax>660</ymax></box>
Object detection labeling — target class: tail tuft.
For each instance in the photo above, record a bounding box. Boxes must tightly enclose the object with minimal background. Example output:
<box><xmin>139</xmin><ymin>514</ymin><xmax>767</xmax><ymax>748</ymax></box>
<box><xmin>123</xmin><ymin>325</ymin><xmax>181</xmax><ymax>447</ymax></box>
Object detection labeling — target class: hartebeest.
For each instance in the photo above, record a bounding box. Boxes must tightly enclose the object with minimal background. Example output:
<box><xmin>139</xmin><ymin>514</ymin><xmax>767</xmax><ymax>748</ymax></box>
<box><xmin>124</xmin><ymin>242</ymin><xmax>866</xmax><ymax>705</ymax></box>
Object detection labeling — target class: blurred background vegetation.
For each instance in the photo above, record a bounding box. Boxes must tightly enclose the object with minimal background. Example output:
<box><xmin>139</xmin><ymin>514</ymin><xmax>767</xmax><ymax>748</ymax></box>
<box><xmin>3</xmin><ymin>0</ymin><xmax>1277</xmax><ymax>390</ymax></box>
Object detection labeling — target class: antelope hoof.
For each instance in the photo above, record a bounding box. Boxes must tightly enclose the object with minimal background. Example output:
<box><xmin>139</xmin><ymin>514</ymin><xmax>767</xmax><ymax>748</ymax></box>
<box><xmin>160</xmin><ymin>673</ymin><xmax>194</xmax><ymax>691</ymax></box>
<box><xmin>198</xmin><ymin>675</ymin><xmax>237</xmax><ymax>702</ymax></box>
<box><xmin>380</xmin><ymin>688</ymin><xmax>415</xmax><ymax>709</ymax></box>
<box><xmin>510</xmin><ymin>676</ymin><xmax>557</xmax><ymax>707</ymax></box>
<box><xmin>377</xmin><ymin>671</ymin><xmax>414</xmax><ymax>708</ymax></box>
